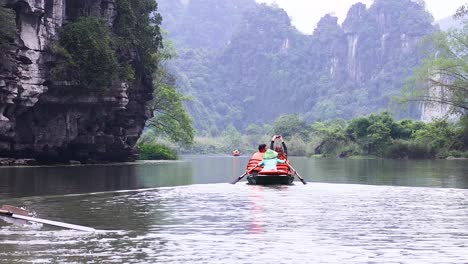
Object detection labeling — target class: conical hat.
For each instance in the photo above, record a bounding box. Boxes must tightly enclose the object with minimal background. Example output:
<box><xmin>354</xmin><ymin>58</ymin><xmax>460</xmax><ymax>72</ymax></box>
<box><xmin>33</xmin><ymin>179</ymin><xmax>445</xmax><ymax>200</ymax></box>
<box><xmin>263</xmin><ymin>149</ymin><xmax>278</xmax><ymax>159</ymax></box>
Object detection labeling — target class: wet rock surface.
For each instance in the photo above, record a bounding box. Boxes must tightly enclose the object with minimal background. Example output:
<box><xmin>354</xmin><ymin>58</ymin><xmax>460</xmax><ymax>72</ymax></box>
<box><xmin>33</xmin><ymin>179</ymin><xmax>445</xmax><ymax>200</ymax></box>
<box><xmin>0</xmin><ymin>0</ymin><xmax>153</xmax><ymax>164</ymax></box>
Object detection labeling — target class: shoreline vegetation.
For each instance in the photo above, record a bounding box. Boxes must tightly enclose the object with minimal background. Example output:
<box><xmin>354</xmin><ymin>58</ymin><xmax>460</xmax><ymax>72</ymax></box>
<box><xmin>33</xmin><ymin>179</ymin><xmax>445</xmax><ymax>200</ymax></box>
<box><xmin>0</xmin><ymin>154</ymin><xmax>466</xmax><ymax>168</ymax></box>
<box><xmin>1</xmin><ymin>111</ymin><xmax>466</xmax><ymax>166</ymax></box>
<box><xmin>138</xmin><ymin>112</ymin><xmax>468</xmax><ymax>161</ymax></box>
<box><xmin>0</xmin><ymin>159</ymin><xmax>182</xmax><ymax>168</ymax></box>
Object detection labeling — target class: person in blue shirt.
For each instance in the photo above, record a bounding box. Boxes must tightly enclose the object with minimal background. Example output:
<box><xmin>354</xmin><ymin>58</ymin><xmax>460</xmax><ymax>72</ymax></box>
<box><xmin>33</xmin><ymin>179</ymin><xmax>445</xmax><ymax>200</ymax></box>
<box><xmin>257</xmin><ymin>149</ymin><xmax>285</xmax><ymax>171</ymax></box>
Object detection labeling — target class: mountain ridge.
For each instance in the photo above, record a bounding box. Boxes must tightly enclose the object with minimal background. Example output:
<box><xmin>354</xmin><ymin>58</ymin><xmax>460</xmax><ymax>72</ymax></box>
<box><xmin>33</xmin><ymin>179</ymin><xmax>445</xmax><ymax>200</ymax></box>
<box><xmin>158</xmin><ymin>0</ymin><xmax>436</xmax><ymax>135</ymax></box>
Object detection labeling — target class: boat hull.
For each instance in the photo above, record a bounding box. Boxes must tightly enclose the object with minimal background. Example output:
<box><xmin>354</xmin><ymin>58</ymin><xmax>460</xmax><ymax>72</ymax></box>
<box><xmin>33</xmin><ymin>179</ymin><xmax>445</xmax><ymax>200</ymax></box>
<box><xmin>247</xmin><ymin>173</ymin><xmax>294</xmax><ymax>185</ymax></box>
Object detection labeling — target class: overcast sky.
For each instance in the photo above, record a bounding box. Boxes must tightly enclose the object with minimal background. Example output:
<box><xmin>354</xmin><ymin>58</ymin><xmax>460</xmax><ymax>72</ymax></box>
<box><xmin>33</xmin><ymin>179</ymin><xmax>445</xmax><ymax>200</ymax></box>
<box><xmin>255</xmin><ymin>0</ymin><xmax>465</xmax><ymax>34</ymax></box>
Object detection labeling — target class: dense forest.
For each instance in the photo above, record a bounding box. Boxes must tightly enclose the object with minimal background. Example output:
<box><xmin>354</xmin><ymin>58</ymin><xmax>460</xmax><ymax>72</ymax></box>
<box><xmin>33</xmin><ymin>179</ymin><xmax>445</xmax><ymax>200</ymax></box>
<box><xmin>2</xmin><ymin>0</ymin><xmax>463</xmax><ymax>162</ymax></box>
<box><xmin>180</xmin><ymin>112</ymin><xmax>468</xmax><ymax>159</ymax></box>
<box><xmin>135</xmin><ymin>0</ymin><xmax>467</xmax><ymax>160</ymax></box>
<box><xmin>157</xmin><ymin>0</ymin><xmax>436</xmax><ymax>135</ymax></box>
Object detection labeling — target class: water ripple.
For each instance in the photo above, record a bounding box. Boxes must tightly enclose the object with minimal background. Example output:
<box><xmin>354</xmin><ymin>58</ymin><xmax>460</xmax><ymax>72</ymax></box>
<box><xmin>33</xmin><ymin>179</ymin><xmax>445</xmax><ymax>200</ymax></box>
<box><xmin>1</xmin><ymin>183</ymin><xmax>468</xmax><ymax>263</ymax></box>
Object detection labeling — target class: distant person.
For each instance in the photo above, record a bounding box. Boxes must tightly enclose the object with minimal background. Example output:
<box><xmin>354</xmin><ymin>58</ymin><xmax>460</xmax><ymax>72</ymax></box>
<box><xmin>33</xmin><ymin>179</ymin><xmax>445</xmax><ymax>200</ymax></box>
<box><xmin>257</xmin><ymin>149</ymin><xmax>285</xmax><ymax>172</ymax></box>
<box><xmin>270</xmin><ymin>135</ymin><xmax>287</xmax><ymax>160</ymax></box>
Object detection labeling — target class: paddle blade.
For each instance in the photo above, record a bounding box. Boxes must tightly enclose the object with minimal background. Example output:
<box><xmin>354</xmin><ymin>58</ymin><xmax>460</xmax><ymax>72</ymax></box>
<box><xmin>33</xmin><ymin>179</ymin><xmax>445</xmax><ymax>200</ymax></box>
<box><xmin>230</xmin><ymin>172</ymin><xmax>247</xmax><ymax>184</ymax></box>
<box><xmin>230</xmin><ymin>179</ymin><xmax>240</xmax><ymax>184</ymax></box>
<box><xmin>11</xmin><ymin>214</ymin><xmax>96</xmax><ymax>232</ymax></box>
<box><xmin>230</xmin><ymin>176</ymin><xmax>243</xmax><ymax>184</ymax></box>
<box><xmin>1</xmin><ymin>205</ymin><xmax>96</xmax><ymax>232</ymax></box>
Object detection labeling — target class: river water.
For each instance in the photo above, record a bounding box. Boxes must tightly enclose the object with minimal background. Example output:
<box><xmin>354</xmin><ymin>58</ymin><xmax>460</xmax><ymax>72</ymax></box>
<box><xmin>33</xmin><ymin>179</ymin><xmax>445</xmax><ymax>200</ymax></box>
<box><xmin>0</xmin><ymin>156</ymin><xmax>467</xmax><ymax>263</ymax></box>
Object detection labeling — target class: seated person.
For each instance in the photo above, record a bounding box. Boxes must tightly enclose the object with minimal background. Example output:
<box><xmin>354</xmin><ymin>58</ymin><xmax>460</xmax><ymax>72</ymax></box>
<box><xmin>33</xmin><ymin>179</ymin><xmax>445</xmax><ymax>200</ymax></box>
<box><xmin>250</xmin><ymin>144</ymin><xmax>267</xmax><ymax>160</ymax></box>
<box><xmin>257</xmin><ymin>149</ymin><xmax>285</xmax><ymax>172</ymax></box>
<box><xmin>246</xmin><ymin>144</ymin><xmax>268</xmax><ymax>172</ymax></box>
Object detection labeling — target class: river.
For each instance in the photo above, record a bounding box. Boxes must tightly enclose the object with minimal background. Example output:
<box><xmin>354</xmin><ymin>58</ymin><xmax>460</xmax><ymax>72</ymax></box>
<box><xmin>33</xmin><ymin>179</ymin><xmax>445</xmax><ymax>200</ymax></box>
<box><xmin>0</xmin><ymin>156</ymin><xmax>467</xmax><ymax>263</ymax></box>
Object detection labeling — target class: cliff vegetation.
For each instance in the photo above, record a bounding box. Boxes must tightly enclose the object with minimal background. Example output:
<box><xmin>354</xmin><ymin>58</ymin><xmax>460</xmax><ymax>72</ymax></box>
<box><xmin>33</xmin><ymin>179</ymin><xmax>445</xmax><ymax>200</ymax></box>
<box><xmin>0</xmin><ymin>0</ymin><xmax>194</xmax><ymax>164</ymax></box>
<box><xmin>158</xmin><ymin>0</ymin><xmax>436</xmax><ymax>134</ymax></box>
<box><xmin>0</xmin><ymin>4</ymin><xmax>14</xmax><ymax>51</ymax></box>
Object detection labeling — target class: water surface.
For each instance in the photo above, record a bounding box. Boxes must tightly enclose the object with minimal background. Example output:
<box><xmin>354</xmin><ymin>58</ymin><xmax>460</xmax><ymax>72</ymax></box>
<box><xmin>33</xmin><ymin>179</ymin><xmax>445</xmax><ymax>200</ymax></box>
<box><xmin>0</xmin><ymin>156</ymin><xmax>467</xmax><ymax>263</ymax></box>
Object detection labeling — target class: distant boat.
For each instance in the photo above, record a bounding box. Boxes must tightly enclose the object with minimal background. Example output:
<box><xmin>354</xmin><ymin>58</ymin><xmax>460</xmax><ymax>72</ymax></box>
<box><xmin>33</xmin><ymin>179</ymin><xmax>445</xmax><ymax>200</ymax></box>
<box><xmin>232</xmin><ymin>150</ymin><xmax>241</xmax><ymax>156</ymax></box>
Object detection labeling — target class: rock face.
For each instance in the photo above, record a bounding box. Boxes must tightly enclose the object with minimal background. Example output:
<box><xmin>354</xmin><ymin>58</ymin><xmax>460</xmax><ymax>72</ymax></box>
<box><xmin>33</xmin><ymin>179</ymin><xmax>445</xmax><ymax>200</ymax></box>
<box><xmin>0</xmin><ymin>0</ymin><xmax>153</xmax><ymax>163</ymax></box>
<box><xmin>341</xmin><ymin>1</ymin><xmax>434</xmax><ymax>85</ymax></box>
<box><xmin>158</xmin><ymin>0</ymin><xmax>436</xmax><ymax>132</ymax></box>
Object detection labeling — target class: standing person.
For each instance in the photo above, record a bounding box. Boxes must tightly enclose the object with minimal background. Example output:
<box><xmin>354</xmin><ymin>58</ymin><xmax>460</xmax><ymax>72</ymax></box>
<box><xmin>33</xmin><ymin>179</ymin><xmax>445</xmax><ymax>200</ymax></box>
<box><xmin>257</xmin><ymin>149</ymin><xmax>285</xmax><ymax>172</ymax></box>
<box><xmin>270</xmin><ymin>135</ymin><xmax>287</xmax><ymax>160</ymax></box>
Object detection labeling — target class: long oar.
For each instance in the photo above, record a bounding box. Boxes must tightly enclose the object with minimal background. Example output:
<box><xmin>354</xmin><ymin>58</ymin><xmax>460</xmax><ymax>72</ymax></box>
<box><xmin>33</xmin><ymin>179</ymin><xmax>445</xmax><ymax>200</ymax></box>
<box><xmin>287</xmin><ymin>162</ymin><xmax>307</xmax><ymax>185</ymax></box>
<box><xmin>0</xmin><ymin>206</ymin><xmax>96</xmax><ymax>232</ymax></box>
<box><xmin>230</xmin><ymin>166</ymin><xmax>259</xmax><ymax>184</ymax></box>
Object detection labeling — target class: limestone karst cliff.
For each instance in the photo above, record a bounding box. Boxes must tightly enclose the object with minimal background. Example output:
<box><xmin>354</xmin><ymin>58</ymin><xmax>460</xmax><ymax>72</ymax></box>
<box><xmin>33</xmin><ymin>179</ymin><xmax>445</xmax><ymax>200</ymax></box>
<box><xmin>158</xmin><ymin>0</ymin><xmax>436</xmax><ymax>132</ymax></box>
<box><xmin>0</xmin><ymin>0</ymin><xmax>158</xmax><ymax>164</ymax></box>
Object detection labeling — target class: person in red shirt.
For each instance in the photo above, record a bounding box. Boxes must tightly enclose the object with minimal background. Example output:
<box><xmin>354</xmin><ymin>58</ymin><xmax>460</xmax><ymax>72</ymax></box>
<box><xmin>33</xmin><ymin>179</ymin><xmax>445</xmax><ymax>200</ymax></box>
<box><xmin>251</xmin><ymin>144</ymin><xmax>267</xmax><ymax>160</ymax></box>
<box><xmin>246</xmin><ymin>144</ymin><xmax>267</xmax><ymax>172</ymax></box>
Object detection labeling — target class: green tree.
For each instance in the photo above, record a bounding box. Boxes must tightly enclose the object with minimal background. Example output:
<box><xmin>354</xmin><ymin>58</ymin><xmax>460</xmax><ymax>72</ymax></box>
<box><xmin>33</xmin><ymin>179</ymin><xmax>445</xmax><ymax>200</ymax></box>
<box><xmin>146</xmin><ymin>37</ymin><xmax>195</xmax><ymax>147</ymax></box>
<box><xmin>366</xmin><ymin>122</ymin><xmax>392</xmax><ymax>154</ymax></box>
<box><xmin>347</xmin><ymin>112</ymin><xmax>397</xmax><ymax>154</ymax></box>
<box><xmin>413</xmin><ymin>119</ymin><xmax>456</xmax><ymax>152</ymax></box>
<box><xmin>0</xmin><ymin>4</ymin><xmax>15</xmax><ymax>51</ymax></box>
<box><xmin>272</xmin><ymin>114</ymin><xmax>309</xmax><ymax>138</ymax></box>
<box><xmin>148</xmin><ymin>81</ymin><xmax>194</xmax><ymax>146</ymax></box>
<box><xmin>138</xmin><ymin>142</ymin><xmax>178</xmax><ymax>160</ymax></box>
<box><xmin>402</xmin><ymin>17</ymin><xmax>468</xmax><ymax>114</ymax></box>
<box><xmin>222</xmin><ymin>125</ymin><xmax>242</xmax><ymax>151</ymax></box>
<box><xmin>244</xmin><ymin>123</ymin><xmax>265</xmax><ymax>150</ymax></box>
<box><xmin>114</xmin><ymin>0</ymin><xmax>163</xmax><ymax>76</ymax></box>
<box><xmin>393</xmin><ymin>119</ymin><xmax>426</xmax><ymax>139</ymax></box>
<box><xmin>347</xmin><ymin>116</ymin><xmax>371</xmax><ymax>140</ymax></box>
<box><xmin>54</xmin><ymin>17</ymin><xmax>119</xmax><ymax>89</ymax></box>
<box><xmin>310</xmin><ymin>121</ymin><xmax>350</xmax><ymax>155</ymax></box>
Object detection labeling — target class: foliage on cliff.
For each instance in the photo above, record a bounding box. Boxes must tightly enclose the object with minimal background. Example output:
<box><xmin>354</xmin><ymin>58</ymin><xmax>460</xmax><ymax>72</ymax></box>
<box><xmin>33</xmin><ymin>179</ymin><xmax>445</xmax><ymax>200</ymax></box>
<box><xmin>52</xmin><ymin>0</ymin><xmax>164</xmax><ymax>90</ymax></box>
<box><xmin>158</xmin><ymin>0</ymin><xmax>436</xmax><ymax>134</ymax></box>
<box><xmin>50</xmin><ymin>0</ymin><xmax>194</xmax><ymax>153</ymax></box>
<box><xmin>113</xmin><ymin>0</ymin><xmax>195</xmax><ymax>150</ymax></box>
<box><xmin>114</xmin><ymin>0</ymin><xmax>163</xmax><ymax>76</ymax></box>
<box><xmin>402</xmin><ymin>10</ymin><xmax>468</xmax><ymax>115</ymax></box>
<box><xmin>139</xmin><ymin>36</ymin><xmax>195</xmax><ymax>152</ymax></box>
<box><xmin>53</xmin><ymin>17</ymin><xmax>119</xmax><ymax>89</ymax></box>
<box><xmin>0</xmin><ymin>4</ymin><xmax>15</xmax><ymax>51</ymax></box>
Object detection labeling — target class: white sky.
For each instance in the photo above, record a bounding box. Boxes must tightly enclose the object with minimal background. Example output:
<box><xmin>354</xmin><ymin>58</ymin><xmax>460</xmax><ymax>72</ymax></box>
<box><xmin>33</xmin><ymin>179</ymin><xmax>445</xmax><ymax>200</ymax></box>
<box><xmin>255</xmin><ymin>0</ymin><xmax>466</xmax><ymax>34</ymax></box>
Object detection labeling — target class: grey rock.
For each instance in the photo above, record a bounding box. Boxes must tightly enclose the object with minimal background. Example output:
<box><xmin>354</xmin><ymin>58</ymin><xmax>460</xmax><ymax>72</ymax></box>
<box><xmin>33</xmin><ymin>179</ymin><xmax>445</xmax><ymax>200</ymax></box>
<box><xmin>0</xmin><ymin>0</ymin><xmax>154</xmax><ymax>164</ymax></box>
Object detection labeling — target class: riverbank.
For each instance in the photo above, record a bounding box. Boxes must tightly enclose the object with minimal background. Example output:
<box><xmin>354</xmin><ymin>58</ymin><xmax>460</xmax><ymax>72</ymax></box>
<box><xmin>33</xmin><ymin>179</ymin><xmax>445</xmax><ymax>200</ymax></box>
<box><xmin>310</xmin><ymin>154</ymin><xmax>468</xmax><ymax>160</ymax></box>
<box><xmin>0</xmin><ymin>158</ymin><xmax>183</xmax><ymax>168</ymax></box>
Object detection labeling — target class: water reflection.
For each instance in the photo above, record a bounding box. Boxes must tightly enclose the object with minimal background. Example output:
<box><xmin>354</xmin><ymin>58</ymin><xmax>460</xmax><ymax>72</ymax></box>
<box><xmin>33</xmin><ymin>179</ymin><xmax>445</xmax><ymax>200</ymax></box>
<box><xmin>0</xmin><ymin>157</ymin><xmax>467</xmax><ymax>201</ymax></box>
<box><xmin>0</xmin><ymin>162</ymin><xmax>195</xmax><ymax>199</ymax></box>
<box><xmin>1</xmin><ymin>181</ymin><xmax>468</xmax><ymax>263</ymax></box>
<box><xmin>289</xmin><ymin>157</ymin><xmax>468</xmax><ymax>188</ymax></box>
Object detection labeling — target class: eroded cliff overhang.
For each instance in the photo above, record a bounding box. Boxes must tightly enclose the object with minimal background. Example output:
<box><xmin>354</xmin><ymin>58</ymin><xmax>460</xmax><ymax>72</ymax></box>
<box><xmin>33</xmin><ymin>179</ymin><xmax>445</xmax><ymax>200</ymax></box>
<box><xmin>0</xmin><ymin>0</ymin><xmax>154</xmax><ymax>164</ymax></box>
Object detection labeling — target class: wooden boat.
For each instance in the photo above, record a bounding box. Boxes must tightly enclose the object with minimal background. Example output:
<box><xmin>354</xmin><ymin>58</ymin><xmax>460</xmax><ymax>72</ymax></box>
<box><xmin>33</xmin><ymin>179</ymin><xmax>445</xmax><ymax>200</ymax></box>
<box><xmin>245</xmin><ymin>158</ymin><xmax>294</xmax><ymax>185</ymax></box>
<box><xmin>247</xmin><ymin>171</ymin><xmax>294</xmax><ymax>185</ymax></box>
